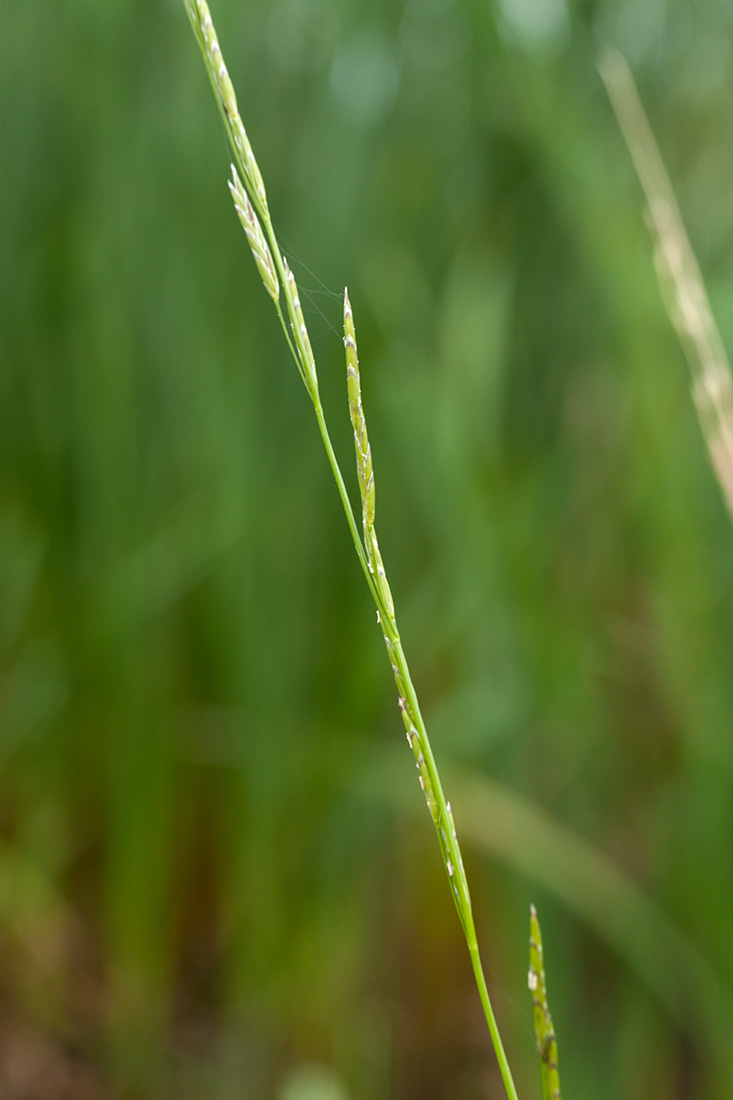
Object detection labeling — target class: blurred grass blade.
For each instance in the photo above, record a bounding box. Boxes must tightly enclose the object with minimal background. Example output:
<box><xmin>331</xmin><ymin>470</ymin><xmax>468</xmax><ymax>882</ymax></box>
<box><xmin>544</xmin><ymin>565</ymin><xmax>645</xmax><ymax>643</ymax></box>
<box><xmin>528</xmin><ymin>905</ymin><xmax>561</xmax><ymax>1100</ymax></box>
<box><xmin>599</xmin><ymin>49</ymin><xmax>733</xmax><ymax>517</ymax></box>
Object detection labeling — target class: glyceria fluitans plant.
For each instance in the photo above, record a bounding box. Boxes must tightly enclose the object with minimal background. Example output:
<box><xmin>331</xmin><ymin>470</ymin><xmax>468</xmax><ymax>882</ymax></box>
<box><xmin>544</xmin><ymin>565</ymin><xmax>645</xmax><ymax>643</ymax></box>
<box><xmin>181</xmin><ymin>2</ymin><xmax>537</xmax><ymax>1095</ymax></box>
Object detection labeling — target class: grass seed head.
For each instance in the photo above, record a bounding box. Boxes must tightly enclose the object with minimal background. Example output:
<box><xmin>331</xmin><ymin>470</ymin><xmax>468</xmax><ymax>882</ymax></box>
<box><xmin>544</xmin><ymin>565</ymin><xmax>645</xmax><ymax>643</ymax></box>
<box><xmin>190</xmin><ymin>0</ymin><xmax>268</xmax><ymax>211</ymax></box>
<box><xmin>283</xmin><ymin>259</ymin><xmax>318</xmax><ymax>392</ymax></box>
<box><xmin>343</xmin><ymin>291</ymin><xmax>394</xmax><ymax>622</ymax></box>
<box><xmin>344</xmin><ymin>290</ymin><xmax>376</xmax><ymax>530</ymax></box>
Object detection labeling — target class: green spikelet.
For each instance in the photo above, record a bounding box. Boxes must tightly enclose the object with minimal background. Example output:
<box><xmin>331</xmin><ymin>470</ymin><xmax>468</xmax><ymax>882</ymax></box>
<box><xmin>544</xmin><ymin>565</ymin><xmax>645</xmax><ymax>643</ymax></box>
<box><xmin>284</xmin><ymin>260</ymin><xmax>318</xmax><ymax>394</ymax></box>
<box><xmin>228</xmin><ymin>166</ymin><xmax>279</xmax><ymax>301</ymax></box>
<box><xmin>343</xmin><ymin>290</ymin><xmax>394</xmax><ymax>623</ymax></box>
<box><xmin>529</xmin><ymin>905</ymin><xmax>562</xmax><ymax>1100</ymax></box>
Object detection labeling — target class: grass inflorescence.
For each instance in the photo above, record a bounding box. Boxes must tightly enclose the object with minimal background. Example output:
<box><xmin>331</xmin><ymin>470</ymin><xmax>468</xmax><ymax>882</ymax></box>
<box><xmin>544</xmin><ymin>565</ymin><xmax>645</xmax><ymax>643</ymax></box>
<box><xmin>181</xmin><ymin>0</ymin><xmax>526</xmax><ymax>1096</ymax></box>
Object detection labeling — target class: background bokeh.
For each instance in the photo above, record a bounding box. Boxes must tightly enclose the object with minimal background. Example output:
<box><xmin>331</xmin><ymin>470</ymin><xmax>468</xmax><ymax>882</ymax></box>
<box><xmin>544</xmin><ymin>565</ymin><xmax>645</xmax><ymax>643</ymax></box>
<box><xmin>2</xmin><ymin>0</ymin><xmax>733</xmax><ymax>1097</ymax></box>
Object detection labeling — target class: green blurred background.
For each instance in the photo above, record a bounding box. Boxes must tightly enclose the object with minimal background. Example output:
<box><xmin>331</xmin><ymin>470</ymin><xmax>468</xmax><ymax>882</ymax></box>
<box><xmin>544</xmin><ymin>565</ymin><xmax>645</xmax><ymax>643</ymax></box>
<box><xmin>2</xmin><ymin>0</ymin><xmax>733</xmax><ymax>1097</ymax></box>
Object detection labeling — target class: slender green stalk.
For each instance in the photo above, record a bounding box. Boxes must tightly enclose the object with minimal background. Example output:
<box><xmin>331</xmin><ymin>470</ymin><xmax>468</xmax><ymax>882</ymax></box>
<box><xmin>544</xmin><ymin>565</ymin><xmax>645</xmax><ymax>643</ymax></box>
<box><xmin>528</xmin><ymin>906</ymin><xmax>561</xmax><ymax>1100</ymax></box>
<box><xmin>181</xmin><ymin>3</ymin><xmax>519</xmax><ymax>1097</ymax></box>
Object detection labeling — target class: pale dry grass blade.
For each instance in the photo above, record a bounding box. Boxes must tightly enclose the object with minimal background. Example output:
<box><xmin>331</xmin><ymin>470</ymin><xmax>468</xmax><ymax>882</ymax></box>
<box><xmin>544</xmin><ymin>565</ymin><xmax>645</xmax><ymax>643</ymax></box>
<box><xmin>599</xmin><ymin>49</ymin><xmax>733</xmax><ymax>517</ymax></box>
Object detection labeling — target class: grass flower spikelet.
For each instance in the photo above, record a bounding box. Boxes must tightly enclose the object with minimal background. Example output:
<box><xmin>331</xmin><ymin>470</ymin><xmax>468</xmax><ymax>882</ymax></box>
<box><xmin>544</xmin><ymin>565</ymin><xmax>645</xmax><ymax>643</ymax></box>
<box><xmin>344</xmin><ymin>291</ymin><xmax>375</xmax><ymax>531</ymax></box>
<box><xmin>185</xmin><ymin>0</ymin><xmax>268</xmax><ymax>212</ymax></box>
<box><xmin>284</xmin><ymin>260</ymin><xmax>318</xmax><ymax>395</ymax></box>
<box><xmin>343</xmin><ymin>292</ymin><xmax>392</xmax><ymax>620</ymax></box>
<box><xmin>529</xmin><ymin>905</ymin><xmax>562</xmax><ymax>1100</ymax></box>
<box><xmin>228</xmin><ymin>166</ymin><xmax>279</xmax><ymax>301</ymax></box>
